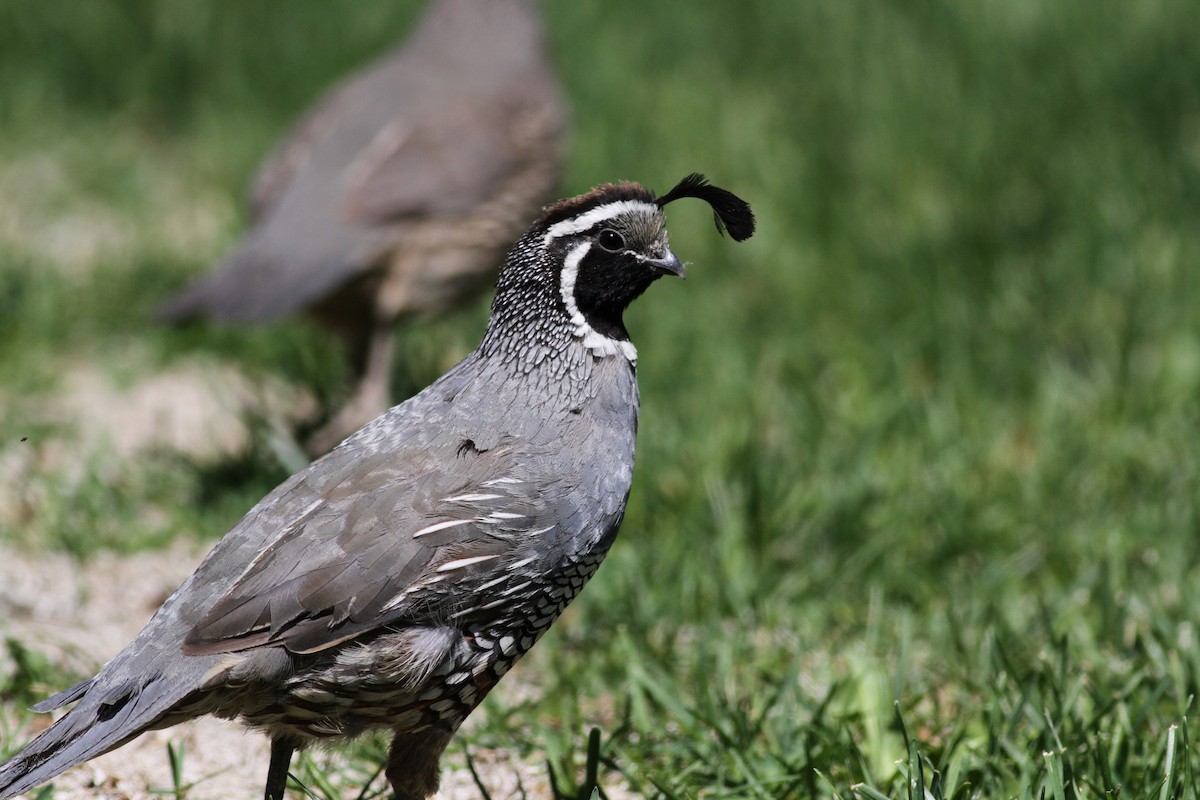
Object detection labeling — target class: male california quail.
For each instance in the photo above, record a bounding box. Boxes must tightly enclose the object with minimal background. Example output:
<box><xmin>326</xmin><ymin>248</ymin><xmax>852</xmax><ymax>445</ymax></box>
<box><xmin>157</xmin><ymin>0</ymin><xmax>568</xmax><ymax>454</ymax></box>
<box><xmin>0</xmin><ymin>175</ymin><xmax>754</xmax><ymax>800</ymax></box>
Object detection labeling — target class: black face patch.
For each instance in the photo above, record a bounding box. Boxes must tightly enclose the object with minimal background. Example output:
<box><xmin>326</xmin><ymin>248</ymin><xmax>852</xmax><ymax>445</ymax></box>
<box><xmin>573</xmin><ymin>251</ymin><xmax>658</xmax><ymax>340</ymax></box>
<box><xmin>560</xmin><ymin>208</ymin><xmax>670</xmax><ymax>343</ymax></box>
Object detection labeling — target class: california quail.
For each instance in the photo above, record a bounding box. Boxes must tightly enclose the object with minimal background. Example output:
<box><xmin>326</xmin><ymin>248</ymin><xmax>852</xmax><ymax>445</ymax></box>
<box><xmin>157</xmin><ymin>0</ymin><xmax>568</xmax><ymax>454</ymax></box>
<box><xmin>0</xmin><ymin>175</ymin><xmax>754</xmax><ymax>800</ymax></box>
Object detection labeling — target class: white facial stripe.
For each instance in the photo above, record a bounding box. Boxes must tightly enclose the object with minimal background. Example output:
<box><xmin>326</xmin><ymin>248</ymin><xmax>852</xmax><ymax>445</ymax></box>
<box><xmin>559</xmin><ymin>241</ymin><xmax>591</xmax><ymax>334</ymax></box>
<box><xmin>543</xmin><ymin>200</ymin><xmax>660</xmax><ymax>242</ymax></box>
<box><xmin>559</xmin><ymin>241</ymin><xmax>638</xmax><ymax>363</ymax></box>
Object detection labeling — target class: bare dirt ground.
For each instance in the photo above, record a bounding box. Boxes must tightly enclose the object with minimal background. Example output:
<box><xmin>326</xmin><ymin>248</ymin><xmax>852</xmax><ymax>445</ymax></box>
<box><xmin>0</xmin><ymin>541</ymin><xmax>620</xmax><ymax>799</ymax></box>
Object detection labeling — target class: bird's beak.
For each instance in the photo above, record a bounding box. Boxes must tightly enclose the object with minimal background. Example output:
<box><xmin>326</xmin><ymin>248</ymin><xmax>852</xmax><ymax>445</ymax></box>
<box><xmin>646</xmin><ymin>248</ymin><xmax>685</xmax><ymax>278</ymax></box>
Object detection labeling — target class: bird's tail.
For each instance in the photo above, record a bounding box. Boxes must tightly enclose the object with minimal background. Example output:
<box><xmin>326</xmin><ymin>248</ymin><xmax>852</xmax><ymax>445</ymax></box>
<box><xmin>155</xmin><ymin>229</ymin><xmax>358</xmax><ymax>325</ymax></box>
<box><xmin>0</xmin><ymin>671</ymin><xmax>198</xmax><ymax>799</ymax></box>
<box><xmin>155</xmin><ymin>233</ymin><xmax>298</xmax><ymax>324</ymax></box>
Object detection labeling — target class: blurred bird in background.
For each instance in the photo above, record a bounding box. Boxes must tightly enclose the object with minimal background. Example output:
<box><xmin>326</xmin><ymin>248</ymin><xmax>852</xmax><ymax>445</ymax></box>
<box><xmin>158</xmin><ymin>0</ymin><xmax>568</xmax><ymax>455</ymax></box>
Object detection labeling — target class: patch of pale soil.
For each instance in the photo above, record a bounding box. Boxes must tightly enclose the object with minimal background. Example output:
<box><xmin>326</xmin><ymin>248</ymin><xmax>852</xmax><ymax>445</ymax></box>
<box><xmin>0</xmin><ymin>543</ymin><xmax>635</xmax><ymax>799</ymax></box>
<box><xmin>0</xmin><ymin>352</ymin><xmax>316</xmax><ymax>531</ymax></box>
<box><xmin>0</xmin><ymin>154</ymin><xmax>134</xmax><ymax>278</ymax></box>
<box><xmin>0</xmin><ymin>147</ymin><xmax>235</xmax><ymax>278</ymax></box>
<box><xmin>52</xmin><ymin>354</ymin><xmax>317</xmax><ymax>464</ymax></box>
<box><xmin>0</xmin><ymin>540</ymin><xmax>203</xmax><ymax>680</ymax></box>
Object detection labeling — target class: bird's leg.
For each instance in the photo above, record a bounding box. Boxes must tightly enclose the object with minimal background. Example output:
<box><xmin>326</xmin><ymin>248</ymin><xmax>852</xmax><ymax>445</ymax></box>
<box><xmin>264</xmin><ymin>737</ymin><xmax>295</xmax><ymax>800</ymax></box>
<box><xmin>306</xmin><ymin>315</ymin><xmax>396</xmax><ymax>455</ymax></box>
<box><xmin>385</xmin><ymin>728</ymin><xmax>453</xmax><ymax>800</ymax></box>
<box><xmin>354</xmin><ymin>314</ymin><xmax>398</xmax><ymax>422</ymax></box>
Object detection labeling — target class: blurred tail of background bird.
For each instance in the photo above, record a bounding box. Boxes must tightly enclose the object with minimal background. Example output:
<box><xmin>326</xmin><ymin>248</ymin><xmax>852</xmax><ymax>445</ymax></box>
<box><xmin>156</xmin><ymin>0</ymin><xmax>568</xmax><ymax>455</ymax></box>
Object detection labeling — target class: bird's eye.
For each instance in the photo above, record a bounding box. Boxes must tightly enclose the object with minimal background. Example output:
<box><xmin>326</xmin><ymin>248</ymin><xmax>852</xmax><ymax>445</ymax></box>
<box><xmin>597</xmin><ymin>229</ymin><xmax>625</xmax><ymax>252</ymax></box>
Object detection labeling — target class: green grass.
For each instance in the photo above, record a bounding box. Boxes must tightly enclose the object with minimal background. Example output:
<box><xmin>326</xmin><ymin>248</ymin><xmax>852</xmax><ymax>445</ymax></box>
<box><xmin>2</xmin><ymin>0</ymin><xmax>1200</xmax><ymax>796</ymax></box>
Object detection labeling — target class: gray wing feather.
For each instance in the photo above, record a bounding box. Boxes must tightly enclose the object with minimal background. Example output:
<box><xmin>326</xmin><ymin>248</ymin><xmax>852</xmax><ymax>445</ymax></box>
<box><xmin>183</xmin><ymin>439</ymin><xmax>544</xmax><ymax>655</ymax></box>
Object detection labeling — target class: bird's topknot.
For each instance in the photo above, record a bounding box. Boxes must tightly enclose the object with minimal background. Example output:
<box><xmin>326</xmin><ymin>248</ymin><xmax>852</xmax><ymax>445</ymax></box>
<box><xmin>537</xmin><ymin>175</ymin><xmax>755</xmax><ymax>243</ymax></box>
<box><xmin>656</xmin><ymin>173</ymin><xmax>756</xmax><ymax>242</ymax></box>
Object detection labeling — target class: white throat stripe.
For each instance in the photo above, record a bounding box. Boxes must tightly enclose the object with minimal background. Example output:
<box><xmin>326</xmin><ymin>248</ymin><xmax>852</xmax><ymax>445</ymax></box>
<box><xmin>559</xmin><ymin>241</ymin><xmax>638</xmax><ymax>364</ymax></box>
<box><xmin>543</xmin><ymin>200</ymin><xmax>660</xmax><ymax>242</ymax></box>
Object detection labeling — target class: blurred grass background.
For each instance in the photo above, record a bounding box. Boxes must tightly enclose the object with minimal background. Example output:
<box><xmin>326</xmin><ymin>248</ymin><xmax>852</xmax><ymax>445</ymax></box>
<box><xmin>2</xmin><ymin>0</ymin><xmax>1200</xmax><ymax>797</ymax></box>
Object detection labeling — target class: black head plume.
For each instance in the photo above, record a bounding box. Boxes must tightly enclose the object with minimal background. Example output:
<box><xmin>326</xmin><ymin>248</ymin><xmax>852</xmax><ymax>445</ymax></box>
<box><xmin>656</xmin><ymin>173</ymin><xmax>756</xmax><ymax>242</ymax></box>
